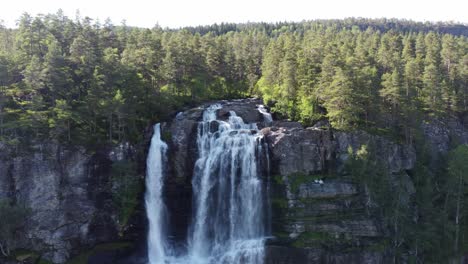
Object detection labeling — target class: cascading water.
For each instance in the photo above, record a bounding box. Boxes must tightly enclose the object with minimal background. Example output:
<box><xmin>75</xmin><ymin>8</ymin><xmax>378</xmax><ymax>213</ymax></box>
<box><xmin>146</xmin><ymin>103</ymin><xmax>271</xmax><ymax>264</ymax></box>
<box><xmin>258</xmin><ymin>105</ymin><xmax>273</xmax><ymax>124</ymax></box>
<box><xmin>187</xmin><ymin>104</ymin><xmax>267</xmax><ymax>263</ymax></box>
<box><xmin>145</xmin><ymin>123</ymin><xmax>170</xmax><ymax>264</ymax></box>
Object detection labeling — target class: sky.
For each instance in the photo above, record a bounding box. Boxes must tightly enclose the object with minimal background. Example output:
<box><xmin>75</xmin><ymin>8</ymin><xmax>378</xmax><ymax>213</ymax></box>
<box><xmin>0</xmin><ymin>0</ymin><xmax>467</xmax><ymax>28</ymax></box>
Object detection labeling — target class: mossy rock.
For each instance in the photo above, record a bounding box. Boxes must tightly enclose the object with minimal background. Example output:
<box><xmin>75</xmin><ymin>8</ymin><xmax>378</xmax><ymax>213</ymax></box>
<box><xmin>288</xmin><ymin>173</ymin><xmax>330</xmax><ymax>194</ymax></box>
<box><xmin>161</xmin><ymin>131</ymin><xmax>172</xmax><ymax>142</ymax></box>
<box><xmin>271</xmin><ymin>198</ymin><xmax>289</xmax><ymax>209</ymax></box>
<box><xmin>291</xmin><ymin>231</ymin><xmax>334</xmax><ymax>247</ymax></box>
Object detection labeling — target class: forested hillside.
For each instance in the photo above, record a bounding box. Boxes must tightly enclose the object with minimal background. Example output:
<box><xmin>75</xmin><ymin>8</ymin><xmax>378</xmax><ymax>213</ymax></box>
<box><xmin>0</xmin><ymin>12</ymin><xmax>466</xmax><ymax>148</ymax></box>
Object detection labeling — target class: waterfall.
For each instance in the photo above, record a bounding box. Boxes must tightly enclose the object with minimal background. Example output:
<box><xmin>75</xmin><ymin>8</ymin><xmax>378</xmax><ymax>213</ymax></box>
<box><xmin>188</xmin><ymin>104</ymin><xmax>267</xmax><ymax>264</ymax></box>
<box><xmin>145</xmin><ymin>123</ymin><xmax>169</xmax><ymax>264</ymax></box>
<box><xmin>145</xmin><ymin>103</ymin><xmax>271</xmax><ymax>264</ymax></box>
<box><xmin>258</xmin><ymin>105</ymin><xmax>273</xmax><ymax>124</ymax></box>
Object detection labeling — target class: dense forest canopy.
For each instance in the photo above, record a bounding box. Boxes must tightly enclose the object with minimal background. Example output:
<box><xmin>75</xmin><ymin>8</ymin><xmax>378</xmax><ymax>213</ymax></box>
<box><xmin>0</xmin><ymin>12</ymin><xmax>466</xmax><ymax>147</ymax></box>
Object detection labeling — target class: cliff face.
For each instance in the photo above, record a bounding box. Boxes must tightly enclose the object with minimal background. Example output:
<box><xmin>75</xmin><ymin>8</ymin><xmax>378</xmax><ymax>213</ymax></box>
<box><xmin>1</xmin><ymin>99</ymin><xmax>467</xmax><ymax>264</ymax></box>
<box><xmin>0</xmin><ymin>142</ymin><xmax>141</xmax><ymax>263</ymax></box>
<box><xmin>264</xmin><ymin>124</ymin><xmax>415</xmax><ymax>263</ymax></box>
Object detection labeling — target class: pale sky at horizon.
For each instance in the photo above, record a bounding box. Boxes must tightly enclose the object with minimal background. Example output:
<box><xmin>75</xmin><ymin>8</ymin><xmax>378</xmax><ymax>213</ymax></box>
<box><xmin>0</xmin><ymin>0</ymin><xmax>467</xmax><ymax>29</ymax></box>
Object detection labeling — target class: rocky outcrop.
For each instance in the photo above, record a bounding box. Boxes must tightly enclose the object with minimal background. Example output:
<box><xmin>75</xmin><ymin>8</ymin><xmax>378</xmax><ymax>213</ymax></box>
<box><xmin>297</xmin><ymin>180</ymin><xmax>358</xmax><ymax>199</ymax></box>
<box><xmin>216</xmin><ymin>98</ymin><xmax>265</xmax><ymax>124</ymax></box>
<box><xmin>422</xmin><ymin>117</ymin><xmax>468</xmax><ymax>157</ymax></box>
<box><xmin>265</xmin><ymin>123</ymin><xmax>416</xmax><ymax>176</ymax></box>
<box><xmin>265</xmin><ymin>125</ymin><xmax>333</xmax><ymax>176</ymax></box>
<box><xmin>263</xmin><ymin>122</ymin><xmax>417</xmax><ymax>263</ymax></box>
<box><xmin>334</xmin><ymin>131</ymin><xmax>416</xmax><ymax>173</ymax></box>
<box><xmin>0</xmin><ymin>142</ymin><xmax>140</xmax><ymax>263</ymax></box>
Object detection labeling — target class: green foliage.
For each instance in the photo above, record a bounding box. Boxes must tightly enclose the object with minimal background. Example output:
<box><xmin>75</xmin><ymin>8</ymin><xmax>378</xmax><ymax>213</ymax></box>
<box><xmin>345</xmin><ymin>144</ymin><xmax>468</xmax><ymax>262</ymax></box>
<box><xmin>346</xmin><ymin>145</ymin><xmax>414</xmax><ymax>260</ymax></box>
<box><xmin>271</xmin><ymin>198</ymin><xmax>288</xmax><ymax>209</ymax></box>
<box><xmin>0</xmin><ymin>13</ymin><xmax>266</xmax><ymax>147</ymax></box>
<box><xmin>291</xmin><ymin>231</ymin><xmax>334</xmax><ymax>247</ymax></box>
<box><xmin>111</xmin><ymin>161</ymin><xmax>142</xmax><ymax>230</ymax></box>
<box><xmin>257</xmin><ymin>24</ymin><xmax>467</xmax><ymax>138</ymax></box>
<box><xmin>272</xmin><ymin>175</ymin><xmax>284</xmax><ymax>185</ymax></box>
<box><xmin>0</xmin><ymin>14</ymin><xmax>466</xmax><ymax>145</ymax></box>
<box><xmin>447</xmin><ymin>145</ymin><xmax>468</xmax><ymax>256</ymax></box>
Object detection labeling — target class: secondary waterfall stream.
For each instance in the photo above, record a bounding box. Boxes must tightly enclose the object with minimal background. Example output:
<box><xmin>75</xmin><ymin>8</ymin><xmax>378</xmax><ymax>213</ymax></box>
<box><xmin>145</xmin><ymin>103</ymin><xmax>272</xmax><ymax>264</ymax></box>
<box><xmin>145</xmin><ymin>123</ymin><xmax>170</xmax><ymax>264</ymax></box>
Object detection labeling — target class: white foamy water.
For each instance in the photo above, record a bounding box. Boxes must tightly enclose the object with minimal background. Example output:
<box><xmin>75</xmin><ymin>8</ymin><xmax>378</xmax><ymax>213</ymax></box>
<box><xmin>146</xmin><ymin>104</ymin><xmax>272</xmax><ymax>264</ymax></box>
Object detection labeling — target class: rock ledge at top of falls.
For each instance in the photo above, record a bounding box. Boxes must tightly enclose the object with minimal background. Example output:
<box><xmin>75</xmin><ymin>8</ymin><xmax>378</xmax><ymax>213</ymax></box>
<box><xmin>166</xmin><ymin>98</ymin><xmax>266</xmax><ymax>183</ymax></box>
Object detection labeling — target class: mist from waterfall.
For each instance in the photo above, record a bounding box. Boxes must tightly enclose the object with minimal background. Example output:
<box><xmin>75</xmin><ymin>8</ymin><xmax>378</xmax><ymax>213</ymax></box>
<box><xmin>146</xmin><ymin>104</ymin><xmax>271</xmax><ymax>264</ymax></box>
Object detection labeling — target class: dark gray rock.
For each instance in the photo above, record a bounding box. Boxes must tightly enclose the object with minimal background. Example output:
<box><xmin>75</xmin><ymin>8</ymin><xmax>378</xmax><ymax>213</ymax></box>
<box><xmin>265</xmin><ymin>125</ymin><xmax>334</xmax><ymax>176</ymax></box>
<box><xmin>168</xmin><ymin>109</ymin><xmax>201</xmax><ymax>183</ymax></box>
<box><xmin>422</xmin><ymin>117</ymin><xmax>468</xmax><ymax>158</ymax></box>
<box><xmin>334</xmin><ymin>131</ymin><xmax>416</xmax><ymax>173</ymax></box>
<box><xmin>297</xmin><ymin>180</ymin><xmax>358</xmax><ymax>199</ymax></box>
<box><xmin>215</xmin><ymin>98</ymin><xmax>264</xmax><ymax>124</ymax></box>
<box><xmin>266</xmin><ymin>123</ymin><xmax>418</xmax><ymax>263</ymax></box>
<box><xmin>271</xmin><ymin>121</ymin><xmax>303</xmax><ymax>128</ymax></box>
<box><xmin>0</xmin><ymin>142</ymin><xmax>12</xmax><ymax>199</ymax></box>
<box><xmin>312</xmin><ymin>119</ymin><xmax>331</xmax><ymax>129</ymax></box>
<box><xmin>308</xmin><ymin>219</ymin><xmax>380</xmax><ymax>237</ymax></box>
<box><xmin>0</xmin><ymin>142</ymin><xmax>136</xmax><ymax>263</ymax></box>
<box><xmin>266</xmin><ymin>123</ymin><xmax>417</xmax><ymax>177</ymax></box>
<box><xmin>265</xmin><ymin>245</ymin><xmax>387</xmax><ymax>264</ymax></box>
